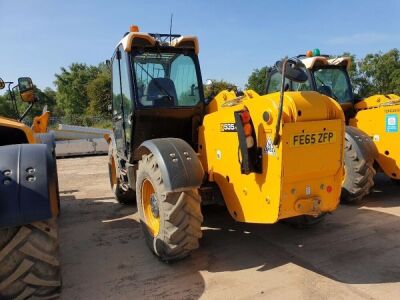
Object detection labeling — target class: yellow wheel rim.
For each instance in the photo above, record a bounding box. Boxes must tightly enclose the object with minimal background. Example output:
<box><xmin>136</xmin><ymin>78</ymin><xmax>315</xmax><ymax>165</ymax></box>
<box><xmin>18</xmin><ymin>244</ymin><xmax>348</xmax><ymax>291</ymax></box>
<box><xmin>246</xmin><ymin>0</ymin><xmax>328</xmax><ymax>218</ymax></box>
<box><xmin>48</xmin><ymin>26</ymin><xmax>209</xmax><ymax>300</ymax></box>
<box><xmin>141</xmin><ymin>179</ymin><xmax>160</xmax><ymax>237</ymax></box>
<box><xmin>342</xmin><ymin>165</ymin><xmax>347</xmax><ymax>185</ymax></box>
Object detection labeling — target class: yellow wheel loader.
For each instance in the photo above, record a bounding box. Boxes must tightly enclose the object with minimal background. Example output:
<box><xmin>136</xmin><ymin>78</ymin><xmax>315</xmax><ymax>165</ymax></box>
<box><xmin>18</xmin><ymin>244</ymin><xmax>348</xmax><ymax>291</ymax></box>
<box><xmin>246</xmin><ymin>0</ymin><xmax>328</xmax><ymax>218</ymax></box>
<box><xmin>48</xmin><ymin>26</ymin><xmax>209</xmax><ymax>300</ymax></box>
<box><xmin>106</xmin><ymin>26</ymin><xmax>345</xmax><ymax>262</ymax></box>
<box><xmin>0</xmin><ymin>77</ymin><xmax>61</xmax><ymax>299</ymax></box>
<box><xmin>266</xmin><ymin>50</ymin><xmax>400</xmax><ymax>203</ymax></box>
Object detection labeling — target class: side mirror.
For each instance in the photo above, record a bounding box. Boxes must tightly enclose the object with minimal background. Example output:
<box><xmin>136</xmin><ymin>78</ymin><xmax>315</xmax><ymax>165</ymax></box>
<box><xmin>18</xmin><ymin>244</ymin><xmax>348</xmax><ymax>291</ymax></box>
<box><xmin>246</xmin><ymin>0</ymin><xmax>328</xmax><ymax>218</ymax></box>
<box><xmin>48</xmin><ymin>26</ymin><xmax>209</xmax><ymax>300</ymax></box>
<box><xmin>18</xmin><ymin>77</ymin><xmax>35</xmax><ymax>103</ymax></box>
<box><xmin>0</xmin><ymin>78</ymin><xmax>5</xmax><ymax>90</ymax></box>
<box><xmin>276</xmin><ymin>58</ymin><xmax>308</xmax><ymax>83</ymax></box>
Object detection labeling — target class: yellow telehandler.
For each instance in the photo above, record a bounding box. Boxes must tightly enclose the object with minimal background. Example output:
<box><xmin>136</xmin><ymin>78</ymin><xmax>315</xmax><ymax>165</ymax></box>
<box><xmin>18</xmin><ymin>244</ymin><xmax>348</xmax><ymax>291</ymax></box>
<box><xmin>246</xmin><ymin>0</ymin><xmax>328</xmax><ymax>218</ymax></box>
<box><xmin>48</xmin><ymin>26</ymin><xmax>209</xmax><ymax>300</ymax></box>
<box><xmin>266</xmin><ymin>50</ymin><xmax>400</xmax><ymax>203</ymax></box>
<box><xmin>0</xmin><ymin>77</ymin><xmax>61</xmax><ymax>299</ymax></box>
<box><xmin>106</xmin><ymin>26</ymin><xmax>345</xmax><ymax>262</ymax></box>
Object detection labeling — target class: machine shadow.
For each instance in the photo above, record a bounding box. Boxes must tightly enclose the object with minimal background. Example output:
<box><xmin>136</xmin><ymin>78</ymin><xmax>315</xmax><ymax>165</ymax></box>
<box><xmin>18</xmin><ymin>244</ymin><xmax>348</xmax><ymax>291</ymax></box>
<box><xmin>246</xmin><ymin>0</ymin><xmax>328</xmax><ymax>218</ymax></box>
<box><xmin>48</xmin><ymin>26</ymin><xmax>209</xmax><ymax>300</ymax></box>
<box><xmin>58</xmin><ymin>178</ymin><xmax>400</xmax><ymax>299</ymax></box>
<box><xmin>361</xmin><ymin>173</ymin><xmax>400</xmax><ymax>209</ymax></box>
<box><xmin>58</xmin><ymin>194</ymin><xmax>205</xmax><ymax>299</ymax></box>
<box><xmin>199</xmin><ymin>202</ymin><xmax>400</xmax><ymax>285</ymax></box>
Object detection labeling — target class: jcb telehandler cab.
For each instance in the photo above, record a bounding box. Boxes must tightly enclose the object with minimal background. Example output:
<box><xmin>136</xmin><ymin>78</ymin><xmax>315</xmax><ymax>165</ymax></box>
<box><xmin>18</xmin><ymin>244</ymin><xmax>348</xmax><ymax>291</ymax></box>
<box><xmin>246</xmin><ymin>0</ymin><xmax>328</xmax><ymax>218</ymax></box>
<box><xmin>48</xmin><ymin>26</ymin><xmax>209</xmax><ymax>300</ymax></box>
<box><xmin>107</xmin><ymin>27</ymin><xmax>345</xmax><ymax>262</ymax></box>
<box><xmin>266</xmin><ymin>50</ymin><xmax>400</xmax><ymax>203</ymax></box>
<box><xmin>0</xmin><ymin>77</ymin><xmax>61</xmax><ymax>299</ymax></box>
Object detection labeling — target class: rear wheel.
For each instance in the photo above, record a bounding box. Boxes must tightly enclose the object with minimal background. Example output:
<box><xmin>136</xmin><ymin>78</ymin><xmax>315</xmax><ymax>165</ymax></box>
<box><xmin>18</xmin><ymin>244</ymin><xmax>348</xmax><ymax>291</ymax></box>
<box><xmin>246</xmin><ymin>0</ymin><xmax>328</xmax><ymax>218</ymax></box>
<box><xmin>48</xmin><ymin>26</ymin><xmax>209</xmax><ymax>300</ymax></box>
<box><xmin>0</xmin><ymin>219</ymin><xmax>61</xmax><ymax>299</ymax></box>
<box><xmin>136</xmin><ymin>153</ymin><xmax>203</xmax><ymax>262</ymax></box>
<box><xmin>108</xmin><ymin>145</ymin><xmax>135</xmax><ymax>204</ymax></box>
<box><xmin>341</xmin><ymin>138</ymin><xmax>375</xmax><ymax>204</ymax></box>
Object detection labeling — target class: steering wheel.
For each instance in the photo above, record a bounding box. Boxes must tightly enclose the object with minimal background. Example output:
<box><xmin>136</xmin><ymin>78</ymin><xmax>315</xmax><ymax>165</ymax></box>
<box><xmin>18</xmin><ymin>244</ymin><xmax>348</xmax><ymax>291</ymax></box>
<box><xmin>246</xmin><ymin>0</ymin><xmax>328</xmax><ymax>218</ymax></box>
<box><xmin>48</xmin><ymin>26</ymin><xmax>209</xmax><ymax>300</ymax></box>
<box><xmin>276</xmin><ymin>58</ymin><xmax>308</xmax><ymax>83</ymax></box>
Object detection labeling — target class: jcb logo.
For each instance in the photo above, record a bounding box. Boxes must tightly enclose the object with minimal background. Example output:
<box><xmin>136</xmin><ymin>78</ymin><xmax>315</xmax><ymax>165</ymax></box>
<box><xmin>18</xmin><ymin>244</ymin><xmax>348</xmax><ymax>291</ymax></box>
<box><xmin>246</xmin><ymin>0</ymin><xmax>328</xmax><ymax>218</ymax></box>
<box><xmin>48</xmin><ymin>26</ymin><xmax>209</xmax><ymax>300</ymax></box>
<box><xmin>220</xmin><ymin>123</ymin><xmax>237</xmax><ymax>132</ymax></box>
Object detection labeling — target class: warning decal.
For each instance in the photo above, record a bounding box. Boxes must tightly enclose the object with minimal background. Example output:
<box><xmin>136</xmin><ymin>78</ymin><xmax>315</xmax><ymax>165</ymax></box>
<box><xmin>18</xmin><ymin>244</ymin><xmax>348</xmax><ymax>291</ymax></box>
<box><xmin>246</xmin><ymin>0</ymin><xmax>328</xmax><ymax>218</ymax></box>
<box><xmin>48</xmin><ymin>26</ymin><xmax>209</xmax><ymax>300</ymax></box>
<box><xmin>264</xmin><ymin>138</ymin><xmax>277</xmax><ymax>156</ymax></box>
<box><xmin>386</xmin><ymin>114</ymin><xmax>398</xmax><ymax>133</ymax></box>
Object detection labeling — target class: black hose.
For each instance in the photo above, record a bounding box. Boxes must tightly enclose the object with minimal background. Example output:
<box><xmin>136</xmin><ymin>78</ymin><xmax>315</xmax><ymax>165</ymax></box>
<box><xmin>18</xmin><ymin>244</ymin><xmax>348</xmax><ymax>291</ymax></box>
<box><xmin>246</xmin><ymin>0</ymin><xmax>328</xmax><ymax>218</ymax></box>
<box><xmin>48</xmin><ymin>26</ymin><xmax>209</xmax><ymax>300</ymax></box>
<box><xmin>273</xmin><ymin>59</ymin><xmax>288</xmax><ymax>145</ymax></box>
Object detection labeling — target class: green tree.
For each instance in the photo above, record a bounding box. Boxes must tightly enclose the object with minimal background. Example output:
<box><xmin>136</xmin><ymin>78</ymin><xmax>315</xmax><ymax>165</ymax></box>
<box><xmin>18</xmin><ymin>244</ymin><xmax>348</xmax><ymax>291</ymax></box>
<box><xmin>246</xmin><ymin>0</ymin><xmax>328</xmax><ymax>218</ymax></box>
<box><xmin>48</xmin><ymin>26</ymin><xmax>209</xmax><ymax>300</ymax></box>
<box><xmin>204</xmin><ymin>79</ymin><xmax>237</xmax><ymax>100</ymax></box>
<box><xmin>0</xmin><ymin>92</ymin><xmax>16</xmax><ymax>118</ymax></box>
<box><xmin>54</xmin><ymin>63</ymin><xmax>100</xmax><ymax>116</ymax></box>
<box><xmin>86</xmin><ymin>70</ymin><xmax>111</xmax><ymax>116</ymax></box>
<box><xmin>245</xmin><ymin>66</ymin><xmax>268</xmax><ymax>94</ymax></box>
<box><xmin>0</xmin><ymin>85</ymin><xmax>57</xmax><ymax>122</ymax></box>
<box><xmin>358</xmin><ymin>48</ymin><xmax>400</xmax><ymax>96</ymax></box>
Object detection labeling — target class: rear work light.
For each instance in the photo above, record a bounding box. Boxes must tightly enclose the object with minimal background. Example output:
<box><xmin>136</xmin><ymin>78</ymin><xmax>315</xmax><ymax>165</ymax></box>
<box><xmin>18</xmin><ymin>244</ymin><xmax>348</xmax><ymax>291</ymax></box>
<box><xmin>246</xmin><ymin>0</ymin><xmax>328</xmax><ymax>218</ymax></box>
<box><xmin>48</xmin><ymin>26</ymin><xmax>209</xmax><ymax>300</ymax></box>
<box><xmin>234</xmin><ymin>108</ymin><xmax>262</xmax><ymax>174</ymax></box>
<box><xmin>239</xmin><ymin>110</ymin><xmax>254</xmax><ymax>148</ymax></box>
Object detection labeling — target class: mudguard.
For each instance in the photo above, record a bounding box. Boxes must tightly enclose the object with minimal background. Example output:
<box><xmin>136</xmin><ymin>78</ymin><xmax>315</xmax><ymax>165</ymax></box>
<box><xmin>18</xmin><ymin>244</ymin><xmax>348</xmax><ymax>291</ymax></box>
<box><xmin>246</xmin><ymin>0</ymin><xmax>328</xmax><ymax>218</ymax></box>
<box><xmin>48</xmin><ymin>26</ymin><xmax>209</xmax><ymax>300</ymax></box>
<box><xmin>135</xmin><ymin>138</ymin><xmax>204</xmax><ymax>191</ymax></box>
<box><xmin>346</xmin><ymin>126</ymin><xmax>378</xmax><ymax>162</ymax></box>
<box><xmin>36</xmin><ymin>131</ymin><xmax>56</xmax><ymax>152</ymax></box>
<box><xmin>0</xmin><ymin>144</ymin><xmax>59</xmax><ymax>228</ymax></box>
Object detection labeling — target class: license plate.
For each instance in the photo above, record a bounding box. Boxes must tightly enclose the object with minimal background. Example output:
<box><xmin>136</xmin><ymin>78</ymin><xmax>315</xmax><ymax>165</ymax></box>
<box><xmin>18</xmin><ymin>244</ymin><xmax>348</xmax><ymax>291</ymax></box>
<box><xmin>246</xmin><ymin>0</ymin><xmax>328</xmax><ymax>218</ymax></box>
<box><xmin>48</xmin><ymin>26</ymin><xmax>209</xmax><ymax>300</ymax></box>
<box><xmin>290</xmin><ymin>132</ymin><xmax>336</xmax><ymax>147</ymax></box>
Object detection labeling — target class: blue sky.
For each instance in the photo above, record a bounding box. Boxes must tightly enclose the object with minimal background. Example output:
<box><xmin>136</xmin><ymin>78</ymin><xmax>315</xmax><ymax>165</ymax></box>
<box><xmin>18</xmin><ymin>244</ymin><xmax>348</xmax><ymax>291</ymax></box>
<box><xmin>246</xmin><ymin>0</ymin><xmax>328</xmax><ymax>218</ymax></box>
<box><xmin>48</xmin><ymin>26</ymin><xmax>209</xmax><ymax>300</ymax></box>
<box><xmin>1</xmin><ymin>0</ymin><xmax>399</xmax><ymax>92</ymax></box>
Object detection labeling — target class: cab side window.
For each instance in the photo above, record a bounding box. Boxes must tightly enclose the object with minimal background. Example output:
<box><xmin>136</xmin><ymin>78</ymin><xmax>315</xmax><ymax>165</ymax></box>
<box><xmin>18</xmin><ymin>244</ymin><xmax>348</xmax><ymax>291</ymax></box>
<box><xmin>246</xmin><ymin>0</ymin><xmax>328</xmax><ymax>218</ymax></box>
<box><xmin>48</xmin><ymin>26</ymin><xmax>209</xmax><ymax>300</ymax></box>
<box><xmin>267</xmin><ymin>71</ymin><xmax>282</xmax><ymax>93</ymax></box>
<box><xmin>112</xmin><ymin>54</ymin><xmax>122</xmax><ymax>117</ymax></box>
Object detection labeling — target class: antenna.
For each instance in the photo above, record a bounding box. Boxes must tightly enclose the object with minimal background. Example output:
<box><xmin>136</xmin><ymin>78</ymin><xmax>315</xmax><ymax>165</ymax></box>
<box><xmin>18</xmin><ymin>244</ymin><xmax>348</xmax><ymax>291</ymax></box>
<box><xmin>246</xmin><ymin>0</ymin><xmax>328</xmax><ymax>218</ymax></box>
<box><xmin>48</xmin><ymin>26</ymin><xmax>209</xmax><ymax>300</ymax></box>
<box><xmin>169</xmin><ymin>13</ymin><xmax>173</xmax><ymax>42</ymax></box>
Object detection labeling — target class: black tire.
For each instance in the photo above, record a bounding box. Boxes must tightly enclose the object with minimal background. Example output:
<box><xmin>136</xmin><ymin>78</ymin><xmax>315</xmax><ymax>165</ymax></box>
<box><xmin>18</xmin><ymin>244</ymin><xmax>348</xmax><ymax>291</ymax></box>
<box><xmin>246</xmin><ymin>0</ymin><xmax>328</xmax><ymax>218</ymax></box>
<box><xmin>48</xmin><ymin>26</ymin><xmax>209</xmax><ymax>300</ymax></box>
<box><xmin>0</xmin><ymin>219</ymin><xmax>61</xmax><ymax>299</ymax></box>
<box><xmin>52</xmin><ymin>151</ymin><xmax>61</xmax><ymax>215</ymax></box>
<box><xmin>390</xmin><ymin>178</ymin><xmax>400</xmax><ymax>185</ymax></box>
<box><xmin>283</xmin><ymin>213</ymin><xmax>326</xmax><ymax>229</ymax></box>
<box><xmin>341</xmin><ymin>138</ymin><xmax>375</xmax><ymax>204</ymax></box>
<box><xmin>136</xmin><ymin>153</ymin><xmax>203</xmax><ymax>262</ymax></box>
<box><xmin>108</xmin><ymin>145</ymin><xmax>136</xmax><ymax>205</ymax></box>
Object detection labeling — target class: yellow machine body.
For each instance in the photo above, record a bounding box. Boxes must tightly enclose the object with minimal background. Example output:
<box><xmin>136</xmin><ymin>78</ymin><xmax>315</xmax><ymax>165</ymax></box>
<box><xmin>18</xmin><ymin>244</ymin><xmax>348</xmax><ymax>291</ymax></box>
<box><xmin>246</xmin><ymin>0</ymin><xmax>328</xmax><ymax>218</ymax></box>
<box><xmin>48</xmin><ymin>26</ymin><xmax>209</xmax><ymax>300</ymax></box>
<box><xmin>298</xmin><ymin>55</ymin><xmax>400</xmax><ymax>181</ymax></box>
<box><xmin>32</xmin><ymin>111</ymin><xmax>50</xmax><ymax>134</ymax></box>
<box><xmin>350</xmin><ymin>94</ymin><xmax>400</xmax><ymax>178</ymax></box>
<box><xmin>0</xmin><ymin>116</ymin><xmax>36</xmax><ymax>143</ymax></box>
<box><xmin>199</xmin><ymin>90</ymin><xmax>345</xmax><ymax>223</ymax></box>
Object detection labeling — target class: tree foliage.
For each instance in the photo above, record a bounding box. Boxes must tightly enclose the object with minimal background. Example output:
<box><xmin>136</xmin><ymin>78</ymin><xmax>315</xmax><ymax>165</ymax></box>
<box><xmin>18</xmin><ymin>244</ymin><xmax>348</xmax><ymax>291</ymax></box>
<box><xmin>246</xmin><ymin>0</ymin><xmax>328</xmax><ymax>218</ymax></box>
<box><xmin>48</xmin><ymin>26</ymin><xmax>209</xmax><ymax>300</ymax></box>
<box><xmin>358</xmin><ymin>49</ymin><xmax>400</xmax><ymax>96</ymax></box>
<box><xmin>86</xmin><ymin>70</ymin><xmax>111</xmax><ymax>116</ymax></box>
<box><xmin>245</xmin><ymin>66</ymin><xmax>268</xmax><ymax>94</ymax></box>
<box><xmin>204</xmin><ymin>79</ymin><xmax>237</xmax><ymax>100</ymax></box>
<box><xmin>54</xmin><ymin>63</ymin><xmax>101</xmax><ymax>116</ymax></box>
<box><xmin>246</xmin><ymin>49</ymin><xmax>400</xmax><ymax>99</ymax></box>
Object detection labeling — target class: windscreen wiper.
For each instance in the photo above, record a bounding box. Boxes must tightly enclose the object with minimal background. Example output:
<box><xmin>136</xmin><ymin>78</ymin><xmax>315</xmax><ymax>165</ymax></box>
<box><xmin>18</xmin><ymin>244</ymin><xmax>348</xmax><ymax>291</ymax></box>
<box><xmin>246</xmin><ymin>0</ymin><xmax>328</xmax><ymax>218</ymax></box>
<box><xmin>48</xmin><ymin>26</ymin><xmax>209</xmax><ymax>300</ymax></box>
<box><xmin>315</xmin><ymin>77</ymin><xmax>339</xmax><ymax>101</ymax></box>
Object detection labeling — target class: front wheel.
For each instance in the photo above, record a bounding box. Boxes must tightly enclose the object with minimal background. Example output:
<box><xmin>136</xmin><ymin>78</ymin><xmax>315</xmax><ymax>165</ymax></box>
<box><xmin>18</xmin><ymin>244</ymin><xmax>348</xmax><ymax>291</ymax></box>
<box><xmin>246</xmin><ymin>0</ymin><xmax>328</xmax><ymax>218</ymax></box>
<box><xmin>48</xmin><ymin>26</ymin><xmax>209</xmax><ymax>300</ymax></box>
<box><xmin>0</xmin><ymin>219</ymin><xmax>61</xmax><ymax>299</ymax></box>
<box><xmin>136</xmin><ymin>153</ymin><xmax>203</xmax><ymax>262</ymax></box>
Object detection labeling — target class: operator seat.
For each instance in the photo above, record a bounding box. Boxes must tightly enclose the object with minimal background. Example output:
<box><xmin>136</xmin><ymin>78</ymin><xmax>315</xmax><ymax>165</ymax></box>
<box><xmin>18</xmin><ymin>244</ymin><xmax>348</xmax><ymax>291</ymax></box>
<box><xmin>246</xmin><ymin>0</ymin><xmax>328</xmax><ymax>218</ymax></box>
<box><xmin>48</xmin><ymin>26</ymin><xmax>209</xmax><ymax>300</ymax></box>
<box><xmin>146</xmin><ymin>78</ymin><xmax>178</xmax><ymax>107</ymax></box>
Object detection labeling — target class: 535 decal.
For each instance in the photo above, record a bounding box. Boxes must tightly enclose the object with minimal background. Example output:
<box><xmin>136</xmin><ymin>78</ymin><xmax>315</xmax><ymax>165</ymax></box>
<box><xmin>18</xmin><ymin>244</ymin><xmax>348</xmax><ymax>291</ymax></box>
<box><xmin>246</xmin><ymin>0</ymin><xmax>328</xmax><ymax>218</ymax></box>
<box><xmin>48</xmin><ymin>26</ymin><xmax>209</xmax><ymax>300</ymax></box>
<box><xmin>220</xmin><ymin>123</ymin><xmax>237</xmax><ymax>132</ymax></box>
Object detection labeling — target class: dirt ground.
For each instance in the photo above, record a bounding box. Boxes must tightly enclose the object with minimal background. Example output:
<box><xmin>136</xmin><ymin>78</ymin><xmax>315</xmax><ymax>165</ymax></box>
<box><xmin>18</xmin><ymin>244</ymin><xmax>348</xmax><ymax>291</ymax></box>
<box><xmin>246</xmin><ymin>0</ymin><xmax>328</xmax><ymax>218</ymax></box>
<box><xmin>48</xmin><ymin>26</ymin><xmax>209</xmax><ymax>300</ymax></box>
<box><xmin>57</xmin><ymin>156</ymin><xmax>400</xmax><ymax>300</ymax></box>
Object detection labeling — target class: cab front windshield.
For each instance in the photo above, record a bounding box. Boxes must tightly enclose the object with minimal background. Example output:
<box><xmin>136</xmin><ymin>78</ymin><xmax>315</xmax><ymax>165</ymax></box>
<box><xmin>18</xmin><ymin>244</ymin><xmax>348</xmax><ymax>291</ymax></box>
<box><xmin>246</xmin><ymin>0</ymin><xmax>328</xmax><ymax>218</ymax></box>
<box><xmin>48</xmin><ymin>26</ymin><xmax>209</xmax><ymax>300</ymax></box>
<box><xmin>132</xmin><ymin>51</ymin><xmax>202</xmax><ymax>107</ymax></box>
<box><xmin>312</xmin><ymin>67</ymin><xmax>353</xmax><ymax>103</ymax></box>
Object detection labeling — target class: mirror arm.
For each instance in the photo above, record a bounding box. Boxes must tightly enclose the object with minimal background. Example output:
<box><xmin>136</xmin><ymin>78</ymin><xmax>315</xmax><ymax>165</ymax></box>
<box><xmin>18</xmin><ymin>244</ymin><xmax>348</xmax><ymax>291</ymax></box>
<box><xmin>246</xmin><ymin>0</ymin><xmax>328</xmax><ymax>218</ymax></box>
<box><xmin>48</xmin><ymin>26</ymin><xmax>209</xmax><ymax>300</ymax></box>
<box><xmin>19</xmin><ymin>102</ymin><xmax>34</xmax><ymax>122</ymax></box>
<box><xmin>273</xmin><ymin>59</ymin><xmax>288</xmax><ymax>146</ymax></box>
<box><xmin>8</xmin><ymin>84</ymin><xmax>21</xmax><ymax>120</ymax></box>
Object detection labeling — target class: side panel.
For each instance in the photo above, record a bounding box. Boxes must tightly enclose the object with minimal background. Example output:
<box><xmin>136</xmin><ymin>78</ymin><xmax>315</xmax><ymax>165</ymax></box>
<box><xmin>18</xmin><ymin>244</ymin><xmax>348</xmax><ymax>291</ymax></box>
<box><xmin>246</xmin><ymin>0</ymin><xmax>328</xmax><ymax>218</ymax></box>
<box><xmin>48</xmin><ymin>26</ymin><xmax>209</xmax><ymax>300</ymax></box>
<box><xmin>135</xmin><ymin>138</ymin><xmax>204</xmax><ymax>191</ymax></box>
<box><xmin>199</xmin><ymin>103</ymin><xmax>283</xmax><ymax>224</ymax></box>
<box><xmin>350</xmin><ymin>104</ymin><xmax>400</xmax><ymax>178</ymax></box>
<box><xmin>0</xmin><ymin>144</ymin><xmax>58</xmax><ymax>228</ymax></box>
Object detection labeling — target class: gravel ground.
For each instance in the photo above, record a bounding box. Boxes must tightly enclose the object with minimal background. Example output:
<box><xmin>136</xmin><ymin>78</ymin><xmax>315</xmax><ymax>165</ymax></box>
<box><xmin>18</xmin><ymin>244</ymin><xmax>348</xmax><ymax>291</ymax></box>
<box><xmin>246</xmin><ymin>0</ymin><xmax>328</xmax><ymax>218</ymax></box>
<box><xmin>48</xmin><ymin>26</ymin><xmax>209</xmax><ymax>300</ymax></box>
<box><xmin>57</xmin><ymin>156</ymin><xmax>400</xmax><ymax>300</ymax></box>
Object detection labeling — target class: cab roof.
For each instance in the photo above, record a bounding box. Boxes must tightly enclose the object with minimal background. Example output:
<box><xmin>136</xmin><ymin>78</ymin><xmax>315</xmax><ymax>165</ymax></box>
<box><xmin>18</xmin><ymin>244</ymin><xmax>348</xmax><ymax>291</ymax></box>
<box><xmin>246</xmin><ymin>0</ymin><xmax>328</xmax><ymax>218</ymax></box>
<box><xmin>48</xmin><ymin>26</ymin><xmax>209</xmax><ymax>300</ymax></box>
<box><xmin>118</xmin><ymin>32</ymin><xmax>199</xmax><ymax>54</ymax></box>
<box><xmin>300</xmin><ymin>56</ymin><xmax>351</xmax><ymax>70</ymax></box>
